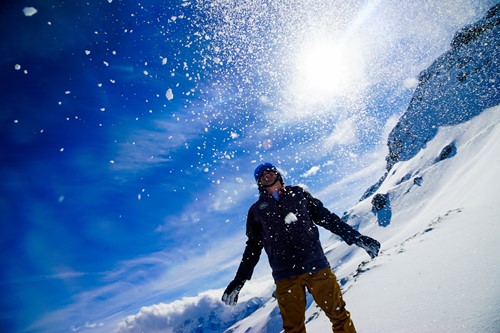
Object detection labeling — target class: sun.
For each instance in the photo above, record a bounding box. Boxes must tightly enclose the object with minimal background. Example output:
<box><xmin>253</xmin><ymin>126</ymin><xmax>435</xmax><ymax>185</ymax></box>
<box><xmin>293</xmin><ymin>37</ymin><xmax>365</xmax><ymax>102</ymax></box>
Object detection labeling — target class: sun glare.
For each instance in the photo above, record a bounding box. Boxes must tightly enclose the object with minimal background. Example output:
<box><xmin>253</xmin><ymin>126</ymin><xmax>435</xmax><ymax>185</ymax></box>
<box><xmin>293</xmin><ymin>38</ymin><xmax>365</xmax><ymax>102</ymax></box>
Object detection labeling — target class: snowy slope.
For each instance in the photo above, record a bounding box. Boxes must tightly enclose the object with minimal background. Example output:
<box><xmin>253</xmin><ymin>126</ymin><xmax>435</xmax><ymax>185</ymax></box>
<box><xmin>114</xmin><ymin>6</ymin><xmax>500</xmax><ymax>333</ymax></box>
<box><xmin>221</xmin><ymin>105</ymin><xmax>500</xmax><ymax>333</ymax></box>
<box><xmin>334</xmin><ymin>105</ymin><xmax>500</xmax><ymax>333</ymax></box>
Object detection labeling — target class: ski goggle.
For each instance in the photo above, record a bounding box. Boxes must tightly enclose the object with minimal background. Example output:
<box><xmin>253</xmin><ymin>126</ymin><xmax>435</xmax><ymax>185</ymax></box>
<box><xmin>254</xmin><ymin>163</ymin><xmax>278</xmax><ymax>182</ymax></box>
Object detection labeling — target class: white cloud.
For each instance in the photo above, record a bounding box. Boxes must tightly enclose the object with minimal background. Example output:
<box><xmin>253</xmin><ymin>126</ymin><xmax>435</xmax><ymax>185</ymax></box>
<box><xmin>322</xmin><ymin>118</ymin><xmax>359</xmax><ymax>148</ymax></box>
<box><xmin>30</xmin><ymin>234</ymin><xmax>250</xmax><ymax>333</ymax></box>
<box><xmin>302</xmin><ymin>166</ymin><xmax>320</xmax><ymax>178</ymax></box>
<box><xmin>208</xmin><ymin>177</ymin><xmax>256</xmax><ymax>212</ymax></box>
<box><xmin>110</xmin><ymin>118</ymin><xmax>204</xmax><ymax>172</ymax></box>
<box><xmin>314</xmin><ymin>145</ymin><xmax>387</xmax><ymax>212</ymax></box>
<box><xmin>382</xmin><ymin>114</ymin><xmax>400</xmax><ymax>144</ymax></box>
<box><xmin>115</xmin><ymin>287</ymin><xmax>270</xmax><ymax>333</ymax></box>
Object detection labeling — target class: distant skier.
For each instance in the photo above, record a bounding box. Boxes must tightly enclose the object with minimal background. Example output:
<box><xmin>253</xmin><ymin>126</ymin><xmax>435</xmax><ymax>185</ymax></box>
<box><xmin>222</xmin><ymin>163</ymin><xmax>380</xmax><ymax>333</ymax></box>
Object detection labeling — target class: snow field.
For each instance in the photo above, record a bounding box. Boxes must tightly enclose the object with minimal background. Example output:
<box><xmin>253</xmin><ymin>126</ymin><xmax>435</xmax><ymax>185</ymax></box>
<box><xmin>321</xmin><ymin>106</ymin><xmax>500</xmax><ymax>332</ymax></box>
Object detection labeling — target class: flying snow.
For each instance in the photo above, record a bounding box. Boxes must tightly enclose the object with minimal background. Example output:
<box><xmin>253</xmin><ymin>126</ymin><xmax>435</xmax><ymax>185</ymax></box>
<box><xmin>165</xmin><ymin>88</ymin><xmax>174</xmax><ymax>100</ymax></box>
<box><xmin>284</xmin><ymin>212</ymin><xmax>298</xmax><ymax>224</ymax></box>
<box><xmin>23</xmin><ymin>7</ymin><xmax>38</xmax><ymax>17</ymax></box>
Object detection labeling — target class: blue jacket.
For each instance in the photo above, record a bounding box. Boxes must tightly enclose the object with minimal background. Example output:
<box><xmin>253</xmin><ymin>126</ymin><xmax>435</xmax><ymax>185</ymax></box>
<box><xmin>235</xmin><ymin>185</ymin><xmax>361</xmax><ymax>282</ymax></box>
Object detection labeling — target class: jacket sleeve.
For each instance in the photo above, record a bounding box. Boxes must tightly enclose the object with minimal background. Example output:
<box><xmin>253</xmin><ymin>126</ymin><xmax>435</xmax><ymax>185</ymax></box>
<box><xmin>234</xmin><ymin>207</ymin><xmax>264</xmax><ymax>281</ymax></box>
<box><xmin>304</xmin><ymin>190</ymin><xmax>361</xmax><ymax>245</ymax></box>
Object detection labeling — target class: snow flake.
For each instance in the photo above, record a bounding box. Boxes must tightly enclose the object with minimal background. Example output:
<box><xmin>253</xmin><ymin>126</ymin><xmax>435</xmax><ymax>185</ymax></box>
<box><xmin>403</xmin><ymin>77</ymin><xmax>419</xmax><ymax>89</ymax></box>
<box><xmin>23</xmin><ymin>7</ymin><xmax>38</xmax><ymax>16</ymax></box>
<box><xmin>166</xmin><ymin>88</ymin><xmax>174</xmax><ymax>100</ymax></box>
<box><xmin>284</xmin><ymin>212</ymin><xmax>298</xmax><ymax>224</ymax></box>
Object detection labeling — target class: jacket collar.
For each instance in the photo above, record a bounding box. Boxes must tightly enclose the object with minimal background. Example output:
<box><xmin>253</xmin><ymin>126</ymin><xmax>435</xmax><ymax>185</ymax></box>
<box><xmin>259</xmin><ymin>185</ymin><xmax>290</xmax><ymax>201</ymax></box>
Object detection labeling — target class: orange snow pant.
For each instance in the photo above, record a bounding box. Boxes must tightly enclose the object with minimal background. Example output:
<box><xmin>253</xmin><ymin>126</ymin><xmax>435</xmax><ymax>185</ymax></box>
<box><xmin>275</xmin><ymin>268</ymin><xmax>356</xmax><ymax>333</ymax></box>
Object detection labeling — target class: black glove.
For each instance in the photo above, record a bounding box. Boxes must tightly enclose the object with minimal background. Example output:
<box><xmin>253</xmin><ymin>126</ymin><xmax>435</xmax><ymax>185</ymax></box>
<box><xmin>355</xmin><ymin>235</ymin><xmax>381</xmax><ymax>258</ymax></box>
<box><xmin>222</xmin><ymin>278</ymin><xmax>246</xmax><ymax>306</ymax></box>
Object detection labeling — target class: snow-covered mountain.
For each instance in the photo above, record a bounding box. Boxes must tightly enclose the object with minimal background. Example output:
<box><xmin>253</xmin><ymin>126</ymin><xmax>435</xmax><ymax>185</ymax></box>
<box><xmin>362</xmin><ymin>3</ymin><xmax>500</xmax><ymax>201</ymax></box>
<box><xmin>387</xmin><ymin>3</ymin><xmax>499</xmax><ymax>167</ymax></box>
<box><xmin>115</xmin><ymin>5</ymin><xmax>500</xmax><ymax>333</ymax></box>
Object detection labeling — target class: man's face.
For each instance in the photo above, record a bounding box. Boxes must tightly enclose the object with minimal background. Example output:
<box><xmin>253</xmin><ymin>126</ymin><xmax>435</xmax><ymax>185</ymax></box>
<box><xmin>259</xmin><ymin>170</ymin><xmax>277</xmax><ymax>186</ymax></box>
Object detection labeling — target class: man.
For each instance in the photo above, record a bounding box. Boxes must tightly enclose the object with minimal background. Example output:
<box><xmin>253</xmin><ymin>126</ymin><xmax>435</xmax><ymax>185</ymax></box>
<box><xmin>222</xmin><ymin>163</ymin><xmax>381</xmax><ymax>333</ymax></box>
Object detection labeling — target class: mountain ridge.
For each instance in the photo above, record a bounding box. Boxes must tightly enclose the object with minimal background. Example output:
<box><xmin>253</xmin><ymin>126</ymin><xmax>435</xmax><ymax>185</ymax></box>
<box><xmin>360</xmin><ymin>4</ymin><xmax>500</xmax><ymax>201</ymax></box>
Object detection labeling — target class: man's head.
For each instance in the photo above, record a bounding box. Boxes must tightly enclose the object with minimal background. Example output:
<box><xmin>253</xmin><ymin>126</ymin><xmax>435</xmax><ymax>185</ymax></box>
<box><xmin>254</xmin><ymin>163</ymin><xmax>284</xmax><ymax>192</ymax></box>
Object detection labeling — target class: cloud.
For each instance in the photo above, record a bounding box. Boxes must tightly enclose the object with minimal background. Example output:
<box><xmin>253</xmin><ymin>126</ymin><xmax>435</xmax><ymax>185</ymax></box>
<box><xmin>110</xmin><ymin>109</ymin><xmax>210</xmax><ymax>172</ymax></box>
<box><xmin>322</xmin><ymin>117</ymin><xmax>359</xmax><ymax>148</ymax></box>
<box><xmin>315</xmin><ymin>147</ymin><xmax>387</xmax><ymax>212</ymax></box>
<box><xmin>208</xmin><ymin>177</ymin><xmax>257</xmax><ymax>212</ymax></box>
<box><xmin>115</xmin><ymin>291</ymin><xmax>223</xmax><ymax>333</ymax></box>
<box><xmin>302</xmin><ymin>166</ymin><xmax>320</xmax><ymax>178</ymax></box>
<box><xmin>113</xmin><ymin>274</ymin><xmax>275</xmax><ymax>333</ymax></box>
<box><xmin>29</xmin><ymin>233</ymin><xmax>250</xmax><ymax>332</ymax></box>
<box><xmin>114</xmin><ymin>288</ymin><xmax>268</xmax><ymax>333</ymax></box>
<box><xmin>110</xmin><ymin>121</ymin><xmax>185</xmax><ymax>171</ymax></box>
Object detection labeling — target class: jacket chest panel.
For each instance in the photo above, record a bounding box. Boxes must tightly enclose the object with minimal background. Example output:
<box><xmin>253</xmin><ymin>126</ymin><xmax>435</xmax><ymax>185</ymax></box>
<box><xmin>256</xmin><ymin>194</ymin><xmax>312</xmax><ymax>236</ymax></box>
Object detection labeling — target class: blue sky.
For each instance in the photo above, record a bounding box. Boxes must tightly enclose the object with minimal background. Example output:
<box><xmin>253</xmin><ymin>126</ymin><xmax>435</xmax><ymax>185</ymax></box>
<box><xmin>0</xmin><ymin>1</ymin><xmax>496</xmax><ymax>332</ymax></box>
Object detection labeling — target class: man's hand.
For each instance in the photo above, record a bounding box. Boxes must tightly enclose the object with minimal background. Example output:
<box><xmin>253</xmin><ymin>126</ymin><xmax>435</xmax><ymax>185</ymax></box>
<box><xmin>222</xmin><ymin>279</ymin><xmax>245</xmax><ymax>306</ymax></box>
<box><xmin>355</xmin><ymin>235</ymin><xmax>381</xmax><ymax>258</ymax></box>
